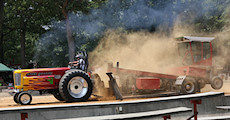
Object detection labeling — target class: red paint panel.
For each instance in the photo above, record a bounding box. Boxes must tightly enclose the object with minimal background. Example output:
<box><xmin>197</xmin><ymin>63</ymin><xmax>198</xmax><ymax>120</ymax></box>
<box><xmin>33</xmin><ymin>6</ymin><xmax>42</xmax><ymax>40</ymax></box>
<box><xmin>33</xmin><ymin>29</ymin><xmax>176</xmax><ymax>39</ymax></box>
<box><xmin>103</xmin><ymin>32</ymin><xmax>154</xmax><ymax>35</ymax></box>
<box><xmin>188</xmin><ymin>67</ymin><xmax>207</xmax><ymax>78</ymax></box>
<box><xmin>108</xmin><ymin>68</ymin><xmax>178</xmax><ymax>80</ymax></box>
<box><xmin>22</xmin><ymin>68</ymin><xmax>70</xmax><ymax>91</ymax></box>
<box><xmin>136</xmin><ymin>77</ymin><xmax>160</xmax><ymax>90</ymax></box>
<box><xmin>171</xmin><ymin>66</ymin><xmax>207</xmax><ymax>78</ymax></box>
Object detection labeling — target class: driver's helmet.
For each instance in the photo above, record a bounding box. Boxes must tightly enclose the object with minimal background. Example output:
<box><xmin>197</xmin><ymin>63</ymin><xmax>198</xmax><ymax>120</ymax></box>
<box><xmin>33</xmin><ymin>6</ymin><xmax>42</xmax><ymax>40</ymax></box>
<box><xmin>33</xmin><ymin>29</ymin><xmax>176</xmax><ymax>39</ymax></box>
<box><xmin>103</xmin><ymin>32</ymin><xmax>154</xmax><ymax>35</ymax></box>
<box><xmin>75</xmin><ymin>54</ymin><xmax>83</xmax><ymax>59</ymax></box>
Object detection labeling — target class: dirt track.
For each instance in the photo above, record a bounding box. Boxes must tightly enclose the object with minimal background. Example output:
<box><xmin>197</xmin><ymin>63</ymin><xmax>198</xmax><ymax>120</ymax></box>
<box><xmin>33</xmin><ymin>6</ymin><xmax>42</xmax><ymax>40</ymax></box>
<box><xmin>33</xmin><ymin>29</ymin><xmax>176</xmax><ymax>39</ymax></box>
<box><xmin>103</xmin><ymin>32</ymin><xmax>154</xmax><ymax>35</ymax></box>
<box><xmin>0</xmin><ymin>95</ymin><xmax>116</xmax><ymax>108</ymax></box>
<box><xmin>0</xmin><ymin>93</ymin><xmax>146</xmax><ymax>109</ymax></box>
<box><xmin>0</xmin><ymin>80</ymin><xmax>230</xmax><ymax>109</ymax></box>
<box><xmin>0</xmin><ymin>95</ymin><xmax>59</xmax><ymax>108</ymax></box>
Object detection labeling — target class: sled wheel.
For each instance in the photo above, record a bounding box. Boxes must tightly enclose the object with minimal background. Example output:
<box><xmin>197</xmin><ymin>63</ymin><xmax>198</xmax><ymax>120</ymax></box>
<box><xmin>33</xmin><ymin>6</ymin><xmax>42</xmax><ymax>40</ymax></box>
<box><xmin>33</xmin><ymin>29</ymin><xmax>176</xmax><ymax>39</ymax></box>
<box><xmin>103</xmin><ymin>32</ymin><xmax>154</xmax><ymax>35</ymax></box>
<box><xmin>13</xmin><ymin>93</ymin><xmax>19</xmax><ymax>104</ymax></box>
<box><xmin>59</xmin><ymin>70</ymin><xmax>93</xmax><ymax>102</ymax></box>
<box><xmin>210</xmin><ymin>76</ymin><xmax>223</xmax><ymax>90</ymax></box>
<box><xmin>181</xmin><ymin>78</ymin><xmax>198</xmax><ymax>94</ymax></box>
<box><xmin>18</xmin><ymin>92</ymin><xmax>32</xmax><ymax>105</ymax></box>
<box><xmin>53</xmin><ymin>91</ymin><xmax>64</xmax><ymax>101</ymax></box>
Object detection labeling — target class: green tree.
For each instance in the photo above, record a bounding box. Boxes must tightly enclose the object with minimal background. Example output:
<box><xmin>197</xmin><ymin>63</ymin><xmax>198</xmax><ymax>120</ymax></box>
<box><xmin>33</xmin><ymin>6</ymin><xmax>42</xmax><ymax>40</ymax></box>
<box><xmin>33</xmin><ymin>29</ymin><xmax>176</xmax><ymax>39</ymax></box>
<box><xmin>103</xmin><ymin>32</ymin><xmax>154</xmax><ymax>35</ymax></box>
<box><xmin>34</xmin><ymin>0</ymin><xmax>107</xmax><ymax>67</ymax></box>
<box><xmin>2</xmin><ymin>0</ymin><xmax>62</xmax><ymax>67</ymax></box>
<box><xmin>0</xmin><ymin>0</ymin><xmax>4</xmax><ymax>63</ymax></box>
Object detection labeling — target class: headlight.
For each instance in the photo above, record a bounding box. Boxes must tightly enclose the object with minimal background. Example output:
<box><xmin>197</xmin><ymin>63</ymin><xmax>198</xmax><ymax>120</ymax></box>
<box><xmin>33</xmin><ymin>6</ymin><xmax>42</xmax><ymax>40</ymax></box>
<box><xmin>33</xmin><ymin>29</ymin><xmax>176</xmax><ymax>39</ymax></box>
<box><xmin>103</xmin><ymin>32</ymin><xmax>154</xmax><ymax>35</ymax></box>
<box><xmin>14</xmin><ymin>73</ymin><xmax>21</xmax><ymax>86</ymax></box>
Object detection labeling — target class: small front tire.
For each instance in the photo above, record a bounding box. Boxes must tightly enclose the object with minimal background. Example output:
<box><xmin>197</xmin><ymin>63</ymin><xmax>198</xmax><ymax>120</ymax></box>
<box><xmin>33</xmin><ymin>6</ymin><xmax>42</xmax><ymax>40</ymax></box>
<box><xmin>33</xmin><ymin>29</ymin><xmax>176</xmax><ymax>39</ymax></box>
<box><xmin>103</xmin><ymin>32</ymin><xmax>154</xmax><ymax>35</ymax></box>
<box><xmin>18</xmin><ymin>92</ymin><xmax>32</xmax><ymax>105</ymax></box>
<box><xmin>13</xmin><ymin>93</ymin><xmax>19</xmax><ymax>104</ymax></box>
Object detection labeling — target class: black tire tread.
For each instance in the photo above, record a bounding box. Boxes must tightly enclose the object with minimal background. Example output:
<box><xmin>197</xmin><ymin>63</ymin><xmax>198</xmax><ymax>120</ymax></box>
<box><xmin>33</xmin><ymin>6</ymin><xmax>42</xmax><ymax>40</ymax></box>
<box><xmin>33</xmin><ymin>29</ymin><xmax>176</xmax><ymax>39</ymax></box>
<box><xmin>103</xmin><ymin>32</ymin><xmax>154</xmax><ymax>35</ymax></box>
<box><xmin>59</xmin><ymin>70</ymin><xmax>93</xmax><ymax>102</ymax></box>
<box><xmin>13</xmin><ymin>93</ymin><xmax>19</xmax><ymax>104</ymax></box>
<box><xmin>210</xmin><ymin>76</ymin><xmax>223</xmax><ymax>90</ymax></box>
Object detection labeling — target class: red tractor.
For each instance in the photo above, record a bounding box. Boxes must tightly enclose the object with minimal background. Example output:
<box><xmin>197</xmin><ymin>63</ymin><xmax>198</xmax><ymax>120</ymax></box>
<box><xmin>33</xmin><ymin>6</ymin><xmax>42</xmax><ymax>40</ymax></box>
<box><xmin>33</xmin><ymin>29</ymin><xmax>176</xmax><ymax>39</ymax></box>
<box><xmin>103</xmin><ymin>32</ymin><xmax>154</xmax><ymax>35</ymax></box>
<box><xmin>107</xmin><ymin>36</ymin><xmax>225</xmax><ymax>95</ymax></box>
<box><xmin>13</xmin><ymin>52</ymin><xmax>94</xmax><ymax>105</ymax></box>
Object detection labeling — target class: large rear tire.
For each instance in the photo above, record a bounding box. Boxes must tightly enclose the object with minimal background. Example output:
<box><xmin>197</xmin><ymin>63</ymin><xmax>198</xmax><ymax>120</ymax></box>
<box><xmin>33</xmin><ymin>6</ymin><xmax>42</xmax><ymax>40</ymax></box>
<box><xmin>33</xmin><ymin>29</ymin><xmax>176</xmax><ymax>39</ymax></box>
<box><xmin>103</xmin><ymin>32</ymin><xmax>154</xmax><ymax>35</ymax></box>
<box><xmin>59</xmin><ymin>70</ymin><xmax>93</xmax><ymax>102</ymax></box>
<box><xmin>181</xmin><ymin>77</ymin><xmax>198</xmax><ymax>94</ymax></box>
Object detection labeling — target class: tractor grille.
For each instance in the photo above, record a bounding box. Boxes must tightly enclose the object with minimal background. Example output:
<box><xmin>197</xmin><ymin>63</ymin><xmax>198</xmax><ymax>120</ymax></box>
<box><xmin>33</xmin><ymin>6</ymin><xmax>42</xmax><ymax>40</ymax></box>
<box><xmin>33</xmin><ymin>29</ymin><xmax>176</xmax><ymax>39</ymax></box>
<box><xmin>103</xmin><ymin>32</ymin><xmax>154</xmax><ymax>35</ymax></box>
<box><xmin>14</xmin><ymin>73</ymin><xmax>21</xmax><ymax>86</ymax></box>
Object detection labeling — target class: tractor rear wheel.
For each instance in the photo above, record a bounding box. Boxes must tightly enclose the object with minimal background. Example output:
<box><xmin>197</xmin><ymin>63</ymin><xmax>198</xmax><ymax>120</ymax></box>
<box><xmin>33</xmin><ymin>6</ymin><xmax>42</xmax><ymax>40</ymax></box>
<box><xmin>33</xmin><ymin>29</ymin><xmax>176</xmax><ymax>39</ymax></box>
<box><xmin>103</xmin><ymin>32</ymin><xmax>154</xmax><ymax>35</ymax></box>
<box><xmin>181</xmin><ymin>77</ymin><xmax>198</xmax><ymax>94</ymax></box>
<box><xmin>59</xmin><ymin>70</ymin><xmax>93</xmax><ymax>102</ymax></box>
<box><xmin>210</xmin><ymin>76</ymin><xmax>223</xmax><ymax>90</ymax></box>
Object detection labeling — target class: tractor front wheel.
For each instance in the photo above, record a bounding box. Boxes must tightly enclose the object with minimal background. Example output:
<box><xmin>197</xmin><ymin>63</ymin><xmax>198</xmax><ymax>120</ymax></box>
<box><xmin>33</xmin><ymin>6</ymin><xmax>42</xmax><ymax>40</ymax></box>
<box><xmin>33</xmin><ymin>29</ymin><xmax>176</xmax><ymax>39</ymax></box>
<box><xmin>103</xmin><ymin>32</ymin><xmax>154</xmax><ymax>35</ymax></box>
<box><xmin>18</xmin><ymin>92</ymin><xmax>32</xmax><ymax>105</ymax></box>
<box><xmin>13</xmin><ymin>93</ymin><xmax>19</xmax><ymax>104</ymax></box>
<box><xmin>59</xmin><ymin>70</ymin><xmax>93</xmax><ymax>102</ymax></box>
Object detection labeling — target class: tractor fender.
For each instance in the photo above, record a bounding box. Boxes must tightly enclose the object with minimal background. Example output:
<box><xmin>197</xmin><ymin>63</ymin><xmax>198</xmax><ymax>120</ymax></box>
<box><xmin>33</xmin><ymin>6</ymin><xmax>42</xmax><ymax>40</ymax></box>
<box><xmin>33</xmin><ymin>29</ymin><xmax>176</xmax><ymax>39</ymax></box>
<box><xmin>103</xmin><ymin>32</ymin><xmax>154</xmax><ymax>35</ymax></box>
<box><xmin>65</xmin><ymin>69</ymin><xmax>92</xmax><ymax>83</ymax></box>
<box><xmin>65</xmin><ymin>69</ymin><xmax>80</xmax><ymax>74</ymax></box>
<box><xmin>175</xmin><ymin>76</ymin><xmax>186</xmax><ymax>85</ymax></box>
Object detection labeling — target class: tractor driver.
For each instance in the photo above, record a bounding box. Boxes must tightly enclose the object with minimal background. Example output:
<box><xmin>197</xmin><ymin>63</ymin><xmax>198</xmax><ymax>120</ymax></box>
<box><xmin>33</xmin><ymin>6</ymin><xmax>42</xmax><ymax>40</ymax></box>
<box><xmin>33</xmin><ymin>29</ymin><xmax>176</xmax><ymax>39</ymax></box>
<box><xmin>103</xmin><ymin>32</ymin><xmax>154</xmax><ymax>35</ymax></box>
<box><xmin>69</xmin><ymin>54</ymin><xmax>86</xmax><ymax>71</ymax></box>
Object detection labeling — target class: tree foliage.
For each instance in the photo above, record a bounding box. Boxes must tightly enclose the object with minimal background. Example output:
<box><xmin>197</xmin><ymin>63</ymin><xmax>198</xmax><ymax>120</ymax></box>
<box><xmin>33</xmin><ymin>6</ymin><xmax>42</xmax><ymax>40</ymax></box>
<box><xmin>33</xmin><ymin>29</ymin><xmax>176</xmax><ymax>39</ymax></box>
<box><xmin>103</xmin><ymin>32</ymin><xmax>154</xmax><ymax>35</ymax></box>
<box><xmin>1</xmin><ymin>0</ymin><xmax>230</xmax><ymax>68</ymax></box>
<box><xmin>2</xmin><ymin>0</ymin><xmax>62</xmax><ymax>67</ymax></box>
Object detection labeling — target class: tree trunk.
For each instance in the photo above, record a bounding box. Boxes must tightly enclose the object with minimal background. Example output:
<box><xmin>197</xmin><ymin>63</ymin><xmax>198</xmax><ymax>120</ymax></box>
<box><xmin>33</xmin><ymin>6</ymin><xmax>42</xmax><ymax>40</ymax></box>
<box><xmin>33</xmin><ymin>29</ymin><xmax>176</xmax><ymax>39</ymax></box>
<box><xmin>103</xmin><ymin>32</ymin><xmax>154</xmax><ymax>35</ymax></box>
<box><xmin>20</xmin><ymin>19</ymin><xmax>26</xmax><ymax>68</ymax></box>
<box><xmin>66</xmin><ymin>17</ymin><xmax>75</xmax><ymax>62</ymax></box>
<box><xmin>0</xmin><ymin>0</ymin><xmax>4</xmax><ymax>63</ymax></box>
<box><xmin>0</xmin><ymin>33</ymin><xmax>3</xmax><ymax>64</ymax></box>
<box><xmin>62</xmin><ymin>0</ymin><xmax>75</xmax><ymax>62</ymax></box>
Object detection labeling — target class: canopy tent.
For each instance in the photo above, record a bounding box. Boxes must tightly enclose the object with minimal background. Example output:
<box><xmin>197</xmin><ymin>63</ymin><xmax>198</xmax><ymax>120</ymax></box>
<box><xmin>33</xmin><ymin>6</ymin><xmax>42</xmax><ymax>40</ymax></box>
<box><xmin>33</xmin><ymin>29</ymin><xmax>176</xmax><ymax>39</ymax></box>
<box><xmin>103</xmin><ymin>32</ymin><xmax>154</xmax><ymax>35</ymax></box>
<box><xmin>0</xmin><ymin>63</ymin><xmax>13</xmax><ymax>72</ymax></box>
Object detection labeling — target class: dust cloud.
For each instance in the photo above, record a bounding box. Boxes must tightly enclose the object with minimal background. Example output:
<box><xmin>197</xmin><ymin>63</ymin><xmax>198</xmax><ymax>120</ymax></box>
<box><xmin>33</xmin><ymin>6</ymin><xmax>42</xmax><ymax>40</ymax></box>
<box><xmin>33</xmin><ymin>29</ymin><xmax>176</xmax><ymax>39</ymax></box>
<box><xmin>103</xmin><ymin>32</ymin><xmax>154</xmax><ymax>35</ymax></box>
<box><xmin>89</xmin><ymin>18</ymin><xmax>230</xmax><ymax>94</ymax></box>
<box><xmin>89</xmin><ymin>29</ymin><xmax>182</xmax><ymax>88</ymax></box>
